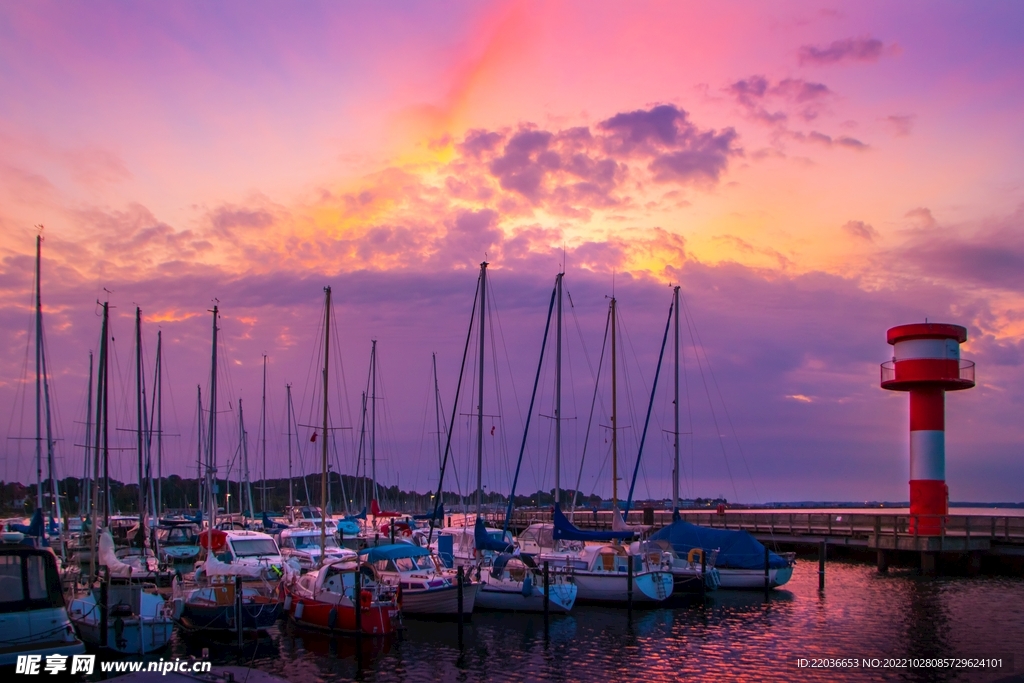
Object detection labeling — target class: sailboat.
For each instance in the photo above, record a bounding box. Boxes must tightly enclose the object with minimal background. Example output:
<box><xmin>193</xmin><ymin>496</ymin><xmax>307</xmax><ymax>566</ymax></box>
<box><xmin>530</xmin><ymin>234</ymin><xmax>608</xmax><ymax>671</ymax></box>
<box><xmin>518</xmin><ymin>295</ymin><xmax>673</xmax><ymax>605</ymax></box>
<box><xmin>172</xmin><ymin>304</ymin><xmax>283</xmax><ymax>636</ymax></box>
<box><xmin>281</xmin><ymin>286</ymin><xmax>400</xmax><ymax>635</ymax></box>
<box><xmin>0</xmin><ymin>235</ymin><xmax>86</xmax><ymax>664</ymax></box>
<box><xmin>69</xmin><ymin>306</ymin><xmax>174</xmax><ymax>654</ymax></box>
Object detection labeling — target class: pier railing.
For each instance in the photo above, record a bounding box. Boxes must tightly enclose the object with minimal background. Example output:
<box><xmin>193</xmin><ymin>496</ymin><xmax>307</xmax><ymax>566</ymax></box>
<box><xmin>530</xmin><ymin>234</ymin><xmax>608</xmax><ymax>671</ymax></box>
<box><xmin>492</xmin><ymin>509</ymin><xmax>1024</xmax><ymax>551</ymax></box>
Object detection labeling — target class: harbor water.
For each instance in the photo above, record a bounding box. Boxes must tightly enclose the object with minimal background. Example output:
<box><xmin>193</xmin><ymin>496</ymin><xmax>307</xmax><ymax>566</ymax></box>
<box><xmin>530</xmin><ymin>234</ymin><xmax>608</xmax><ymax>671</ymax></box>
<box><xmin>160</xmin><ymin>554</ymin><xmax>1024</xmax><ymax>682</ymax></box>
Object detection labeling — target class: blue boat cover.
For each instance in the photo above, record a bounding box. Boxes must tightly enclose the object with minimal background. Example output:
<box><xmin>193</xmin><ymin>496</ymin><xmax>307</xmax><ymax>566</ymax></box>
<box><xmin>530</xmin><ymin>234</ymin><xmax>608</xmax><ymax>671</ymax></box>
<box><xmin>413</xmin><ymin>504</ymin><xmax>444</xmax><ymax>521</ymax></box>
<box><xmin>474</xmin><ymin>516</ymin><xmax>513</xmax><ymax>553</ymax></box>
<box><xmin>8</xmin><ymin>509</ymin><xmax>46</xmax><ymax>540</ymax></box>
<box><xmin>649</xmin><ymin>520</ymin><xmax>789</xmax><ymax>569</ymax></box>
<box><xmin>261</xmin><ymin>512</ymin><xmax>289</xmax><ymax>530</ymax></box>
<box><xmin>358</xmin><ymin>543</ymin><xmax>430</xmax><ymax>563</ymax></box>
<box><xmin>345</xmin><ymin>507</ymin><xmax>367</xmax><ymax>521</ymax></box>
<box><xmin>337</xmin><ymin>519</ymin><xmax>361</xmax><ymax>536</ymax></box>
<box><xmin>552</xmin><ymin>503</ymin><xmax>636</xmax><ymax>541</ymax></box>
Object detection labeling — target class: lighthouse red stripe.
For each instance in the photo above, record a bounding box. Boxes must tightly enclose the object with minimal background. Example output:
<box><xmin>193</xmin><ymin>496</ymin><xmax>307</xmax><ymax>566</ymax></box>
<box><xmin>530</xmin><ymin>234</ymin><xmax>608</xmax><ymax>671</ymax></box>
<box><xmin>909</xmin><ymin>389</ymin><xmax>944</xmax><ymax>431</ymax></box>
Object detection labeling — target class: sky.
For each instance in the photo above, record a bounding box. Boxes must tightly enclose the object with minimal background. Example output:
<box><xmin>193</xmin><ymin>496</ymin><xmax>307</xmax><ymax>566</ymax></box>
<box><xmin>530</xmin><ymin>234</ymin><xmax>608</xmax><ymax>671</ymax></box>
<box><xmin>1</xmin><ymin>0</ymin><xmax>1022</xmax><ymax>506</ymax></box>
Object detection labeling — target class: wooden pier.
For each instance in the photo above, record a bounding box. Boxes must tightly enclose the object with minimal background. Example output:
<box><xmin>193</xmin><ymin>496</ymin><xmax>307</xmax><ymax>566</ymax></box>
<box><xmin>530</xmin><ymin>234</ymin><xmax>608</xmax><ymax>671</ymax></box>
<box><xmin>486</xmin><ymin>508</ymin><xmax>1024</xmax><ymax>574</ymax></box>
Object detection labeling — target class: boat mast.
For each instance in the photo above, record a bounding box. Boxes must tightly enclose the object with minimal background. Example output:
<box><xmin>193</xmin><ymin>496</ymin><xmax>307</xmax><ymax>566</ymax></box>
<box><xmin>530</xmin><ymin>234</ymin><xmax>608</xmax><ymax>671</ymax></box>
<box><xmin>611</xmin><ymin>296</ymin><xmax>618</xmax><ymax>509</ymax></box>
<box><xmin>673</xmin><ymin>285</ymin><xmax>680</xmax><ymax>511</ymax></box>
<box><xmin>83</xmin><ymin>352</ymin><xmax>94</xmax><ymax>517</ymax></box>
<box><xmin>370</xmin><ymin>340</ymin><xmax>377</xmax><ymax>505</ymax></box>
<box><xmin>34</xmin><ymin>236</ymin><xmax>43</xmax><ymax>518</ymax></box>
<box><xmin>432</xmin><ymin>353</ymin><xmax>443</xmax><ymax>472</ymax></box>
<box><xmin>89</xmin><ymin>301</ymin><xmax>108</xmax><ymax>581</ymax></box>
<box><xmin>261</xmin><ymin>355</ymin><xmax>267</xmax><ymax>514</ymax></box>
<box><xmin>320</xmin><ymin>287</ymin><xmax>331</xmax><ymax>562</ymax></box>
<box><xmin>135</xmin><ymin>307</ymin><xmax>145</xmax><ymax>549</ymax></box>
<box><xmin>196</xmin><ymin>386</ymin><xmax>202</xmax><ymax>514</ymax></box>
<box><xmin>476</xmin><ymin>261</ymin><xmax>487</xmax><ymax>516</ymax></box>
<box><xmin>207</xmin><ymin>305</ymin><xmax>219</xmax><ymax>531</ymax></box>
<box><xmin>239</xmin><ymin>399</ymin><xmax>253</xmax><ymax>519</ymax></box>
<box><xmin>156</xmin><ymin>330</ymin><xmax>163</xmax><ymax>518</ymax></box>
<box><xmin>555</xmin><ymin>271</ymin><xmax>563</xmax><ymax>507</ymax></box>
<box><xmin>357</xmin><ymin>390</ymin><xmax>367</xmax><ymax>509</ymax></box>
<box><xmin>286</xmin><ymin>384</ymin><xmax>294</xmax><ymax>510</ymax></box>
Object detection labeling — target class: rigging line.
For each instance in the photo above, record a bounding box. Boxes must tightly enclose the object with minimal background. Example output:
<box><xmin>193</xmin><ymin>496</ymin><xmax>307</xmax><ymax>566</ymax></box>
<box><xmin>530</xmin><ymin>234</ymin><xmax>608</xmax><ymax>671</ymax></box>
<box><xmin>570</xmin><ymin>304</ymin><xmax>611</xmax><ymax>518</ymax></box>
<box><xmin>679</xmin><ymin>292</ymin><xmax>741</xmax><ymax>504</ymax></box>
<box><xmin>626</xmin><ymin>297</ymin><xmax>674</xmax><ymax>511</ymax></box>
<box><xmin>427</xmin><ymin>268</ymin><xmax>481</xmax><ymax>544</ymax></box>
<box><xmin>504</xmin><ymin>280</ymin><xmax>556</xmax><ymax>534</ymax></box>
<box><xmin>678</xmin><ymin>290</ymin><xmax>763</xmax><ymax>505</ymax></box>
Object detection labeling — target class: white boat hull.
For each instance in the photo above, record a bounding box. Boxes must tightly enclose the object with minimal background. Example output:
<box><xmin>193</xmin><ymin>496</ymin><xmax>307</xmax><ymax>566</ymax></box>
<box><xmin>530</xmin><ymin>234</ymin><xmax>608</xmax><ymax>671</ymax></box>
<box><xmin>475</xmin><ymin>577</ymin><xmax>576</xmax><ymax>613</ymax></box>
<box><xmin>573</xmin><ymin>571</ymin><xmax>673</xmax><ymax>604</ymax></box>
<box><xmin>716</xmin><ymin>566</ymin><xmax>793</xmax><ymax>589</ymax></box>
<box><xmin>68</xmin><ymin>590</ymin><xmax>173</xmax><ymax>654</ymax></box>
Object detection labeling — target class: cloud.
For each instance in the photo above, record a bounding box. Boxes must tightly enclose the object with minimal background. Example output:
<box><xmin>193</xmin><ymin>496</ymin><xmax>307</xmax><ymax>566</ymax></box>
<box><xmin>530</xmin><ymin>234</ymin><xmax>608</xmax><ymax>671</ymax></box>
<box><xmin>883</xmin><ymin>114</ymin><xmax>915</xmax><ymax>137</ymax></box>
<box><xmin>798</xmin><ymin>37</ymin><xmax>887</xmax><ymax>66</ymax></box>
<box><xmin>794</xmin><ymin>130</ymin><xmax>868</xmax><ymax>150</ymax></box>
<box><xmin>842</xmin><ymin>220</ymin><xmax>879</xmax><ymax>242</ymax></box>
<box><xmin>727</xmin><ymin>75</ymin><xmax>832</xmax><ymax>123</ymax></box>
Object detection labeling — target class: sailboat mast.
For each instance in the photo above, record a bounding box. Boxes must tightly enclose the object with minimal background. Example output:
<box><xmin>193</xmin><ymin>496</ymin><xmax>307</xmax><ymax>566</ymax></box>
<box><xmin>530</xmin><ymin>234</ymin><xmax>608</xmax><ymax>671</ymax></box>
<box><xmin>207</xmin><ymin>305</ymin><xmax>219</xmax><ymax>530</ymax></box>
<box><xmin>476</xmin><ymin>261</ymin><xmax>488</xmax><ymax>515</ymax></box>
<box><xmin>83</xmin><ymin>352</ymin><xmax>93</xmax><ymax>517</ymax></box>
<box><xmin>371</xmin><ymin>340</ymin><xmax>377</xmax><ymax>505</ymax></box>
<box><xmin>673</xmin><ymin>286</ymin><xmax>680</xmax><ymax>510</ymax></box>
<box><xmin>320</xmin><ymin>287</ymin><xmax>331</xmax><ymax>560</ymax></box>
<box><xmin>156</xmin><ymin>330</ymin><xmax>163</xmax><ymax>518</ymax></box>
<box><xmin>239</xmin><ymin>399</ymin><xmax>252</xmax><ymax>519</ymax></box>
<box><xmin>286</xmin><ymin>384</ymin><xmax>294</xmax><ymax>510</ymax></box>
<box><xmin>261</xmin><ymin>355</ymin><xmax>267</xmax><ymax>514</ymax></box>
<box><xmin>433</xmin><ymin>353</ymin><xmax>443</xmax><ymax>472</ymax></box>
<box><xmin>89</xmin><ymin>303</ymin><xmax>108</xmax><ymax>581</ymax></box>
<box><xmin>196</xmin><ymin>386</ymin><xmax>202</xmax><ymax>514</ymax></box>
<box><xmin>611</xmin><ymin>296</ymin><xmax>618</xmax><ymax>508</ymax></box>
<box><xmin>33</xmin><ymin>235</ymin><xmax>43</xmax><ymax>516</ymax></box>
<box><xmin>555</xmin><ymin>271</ymin><xmax>563</xmax><ymax>506</ymax></box>
<box><xmin>135</xmin><ymin>307</ymin><xmax>145</xmax><ymax>544</ymax></box>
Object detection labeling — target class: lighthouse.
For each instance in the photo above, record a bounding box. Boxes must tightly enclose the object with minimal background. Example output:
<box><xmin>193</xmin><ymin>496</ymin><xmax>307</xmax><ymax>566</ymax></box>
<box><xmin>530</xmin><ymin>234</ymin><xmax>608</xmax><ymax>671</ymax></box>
<box><xmin>880</xmin><ymin>323</ymin><xmax>975</xmax><ymax>534</ymax></box>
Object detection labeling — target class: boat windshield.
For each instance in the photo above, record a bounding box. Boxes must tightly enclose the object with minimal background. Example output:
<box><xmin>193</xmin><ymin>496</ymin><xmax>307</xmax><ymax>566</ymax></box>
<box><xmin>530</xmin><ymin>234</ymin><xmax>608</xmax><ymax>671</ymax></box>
<box><xmin>0</xmin><ymin>552</ymin><xmax>64</xmax><ymax>611</ymax></box>
<box><xmin>292</xmin><ymin>535</ymin><xmax>339</xmax><ymax>550</ymax></box>
<box><xmin>230</xmin><ymin>538</ymin><xmax>279</xmax><ymax>557</ymax></box>
<box><xmin>392</xmin><ymin>555</ymin><xmax>432</xmax><ymax>572</ymax></box>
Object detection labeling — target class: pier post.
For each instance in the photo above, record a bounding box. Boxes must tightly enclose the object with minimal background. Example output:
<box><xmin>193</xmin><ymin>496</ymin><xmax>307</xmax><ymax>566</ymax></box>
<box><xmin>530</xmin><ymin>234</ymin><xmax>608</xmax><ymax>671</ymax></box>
<box><xmin>701</xmin><ymin>550</ymin><xmax>707</xmax><ymax>600</ymax></box>
<box><xmin>876</xmin><ymin>549</ymin><xmax>889</xmax><ymax>573</ymax></box>
<box><xmin>457</xmin><ymin>566</ymin><xmax>465</xmax><ymax>645</ymax></box>
<box><xmin>921</xmin><ymin>551</ymin><xmax>937</xmax><ymax>576</ymax></box>
<box><xmin>627</xmin><ymin>556</ymin><xmax>634</xmax><ymax>619</ymax></box>
<box><xmin>543</xmin><ymin>561</ymin><xmax>550</xmax><ymax>621</ymax></box>
<box><xmin>235</xmin><ymin>576</ymin><xmax>243</xmax><ymax>648</ymax></box>
<box><xmin>354</xmin><ymin>567</ymin><xmax>362</xmax><ymax>635</ymax></box>
<box><xmin>99</xmin><ymin>569</ymin><xmax>109</xmax><ymax>649</ymax></box>
<box><xmin>764</xmin><ymin>546</ymin><xmax>770</xmax><ymax>597</ymax></box>
<box><xmin>819</xmin><ymin>541</ymin><xmax>826</xmax><ymax>590</ymax></box>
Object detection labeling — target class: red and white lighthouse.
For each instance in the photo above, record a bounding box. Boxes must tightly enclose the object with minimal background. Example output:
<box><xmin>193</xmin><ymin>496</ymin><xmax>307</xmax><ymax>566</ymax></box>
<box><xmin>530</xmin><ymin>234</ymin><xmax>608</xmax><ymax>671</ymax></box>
<box><xmin>880</xmin><ymin>323</ymin><xmax>975</xmax><ymax>534</ymax></box>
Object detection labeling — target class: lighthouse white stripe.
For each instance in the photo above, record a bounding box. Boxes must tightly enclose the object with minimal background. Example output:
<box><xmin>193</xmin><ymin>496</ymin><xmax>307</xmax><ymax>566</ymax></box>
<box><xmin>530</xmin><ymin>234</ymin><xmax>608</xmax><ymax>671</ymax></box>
<box><xmin>910</xmin><ymin>430</ymin><xmax>945</xmax><ymax>481</ymax></box>
<box><xmin>894</xmin><ymin>338</ymin><xmax>960</xmax><ymax>361</ymax></box>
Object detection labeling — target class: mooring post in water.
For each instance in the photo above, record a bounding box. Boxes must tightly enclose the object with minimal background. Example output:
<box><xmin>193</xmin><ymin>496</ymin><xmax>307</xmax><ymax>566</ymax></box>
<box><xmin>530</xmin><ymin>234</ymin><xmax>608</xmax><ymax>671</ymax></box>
<box><xmin>819</xmin><ymin>541</ymin><xmax>827</xmax><ymax>589</ymax></box>
<box><xmin>457</xmin><ymin>566</ymin><xmax>465</xmax><ymax>645</ymax></box>
<box><xmin>390</xmin><ymin>522</ymin><xmax>395</xmax><ymax>544</ymax></box>
<box><xmin>627</xmin><ymin>556</ymin><xmax>634</xmax><ymax>619</ymax></box>
<box><xmin>701</xmin><ymin>550</ymin><xmax>707</xmax><ymax>600</ymax></box>
<box><xmin>764</xmin><ymin>546</ymin><xmax>770</xmax><ymax>597</ymax></box>
<box><xmin>235</xmin><ymin>575</ymin><xmax>243</xmax><ymax>648</ymax></box>
<box><xmin>543</xmin><ymin>560</ymin><xmax>550</xmax><ymax>621</ymax></box>
<box><xmin>354</xmin><ymin>567</ymin><xmax>362</xmax><ymax>635</ymax></box>
<box><xmin>99</xmin><ymin>568</ymin><xmax>109</xmax><ymax>649</ymax></box>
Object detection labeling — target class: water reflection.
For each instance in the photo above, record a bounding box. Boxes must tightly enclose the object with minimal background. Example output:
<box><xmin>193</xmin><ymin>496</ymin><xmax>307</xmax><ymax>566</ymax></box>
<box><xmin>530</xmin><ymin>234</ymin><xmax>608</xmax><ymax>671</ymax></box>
<box><xmin>163</xmin><ymin>560</ymin><xmax>1022</xmax><ymax>682</ymax></box>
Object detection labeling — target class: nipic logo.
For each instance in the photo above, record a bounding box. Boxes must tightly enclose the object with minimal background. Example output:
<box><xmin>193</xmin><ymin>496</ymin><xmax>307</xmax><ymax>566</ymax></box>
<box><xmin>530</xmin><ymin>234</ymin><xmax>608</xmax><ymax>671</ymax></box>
<box><xmin>15</xmin><ymin>654</ymin><xmax>95</xmax><ymax>675</ymax></box>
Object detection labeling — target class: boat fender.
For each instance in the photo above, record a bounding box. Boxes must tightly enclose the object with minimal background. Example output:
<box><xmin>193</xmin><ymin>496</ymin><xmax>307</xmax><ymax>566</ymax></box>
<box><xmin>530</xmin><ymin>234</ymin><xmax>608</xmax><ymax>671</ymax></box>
<box><xmin>360</xmin><ymin>590</ymin><xmax>372</xmax><ymax>609</ymax></box>
<box><xmin>687</xmin><ymin>548</ymin><xmax>704</xmax><ymax>565</ymax></box>
<box><xmin>521</xmin><ymin>573</ymin><xmax>533</xmax><ymax>598</ymax></box>
<box><xmin>327</xmin><ymin>607</ymin><xmax>337</xmax><ymax>630</ymax></box>
<box><xmin>113</xmin><ymin>617</ymin><xmax>126</xmax><ymax>651</ymax></box>
<box><xmin>294</xmin><ymin>601</ymin><xmax>304</xmax><ymax>620</ymax></box>
<box><xmin>283</xmin><ymin>594</ymin><xmax>292</xmax><ymax>612</ymax></box>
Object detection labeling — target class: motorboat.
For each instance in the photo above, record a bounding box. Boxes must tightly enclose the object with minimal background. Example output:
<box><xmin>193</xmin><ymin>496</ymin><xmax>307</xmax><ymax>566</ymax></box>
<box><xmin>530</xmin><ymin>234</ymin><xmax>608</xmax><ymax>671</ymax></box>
<box><xmin>171</xmin><ymin>554</ymin><xmax>281</xmax><ymax>634</ymax></box>
<box><xmin>282</xmin><ymin>551</ymin><xmax>399</xmax><ymax>636</ymax></box>
<box><xmin>475</xmin><ymin>552</ymin><xmax>577</xmax><ymax>613</ymax></box>
<box><xmin>358</xmin><ymin>543</ymin><xmax>477</xmax><ymax>617</ymax></box>
<box><xmin>629</xmin><ymin>539</ymin><xmax>720</xmax><ymax>594</ymax></box>
<box><xmin>68</xmin><ymin>582</ymin><xmax>173</xmax><ymax>654</ymax></box>
<box><xmin>156</xmin><ymin>521</ymin><xmax>201</xmax><ymax>564</ymax></box>
<box><xmin>0</xmin><ymin>541</ymin><xmax>85</xmax><ymax>666</ymax></box>
<box><xmin>279</xmin><ymin>527</ymin><xmax>349</xmax><ymax>572</ymax></box>
<box><xmin>201</xmin><ymin>529</ymin><xmax>285</xmax><ymax>577</ymax></box>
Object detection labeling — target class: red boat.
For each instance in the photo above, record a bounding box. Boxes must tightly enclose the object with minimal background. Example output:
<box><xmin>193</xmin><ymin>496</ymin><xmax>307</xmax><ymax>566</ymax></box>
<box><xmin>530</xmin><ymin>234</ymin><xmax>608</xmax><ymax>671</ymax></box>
<box><xmin>282</xmin><ymin>554</ymin><xmax>400</xmax><ymax>636</ymax></box>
